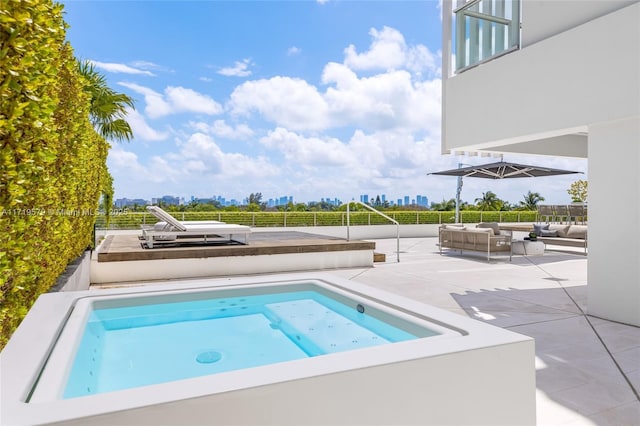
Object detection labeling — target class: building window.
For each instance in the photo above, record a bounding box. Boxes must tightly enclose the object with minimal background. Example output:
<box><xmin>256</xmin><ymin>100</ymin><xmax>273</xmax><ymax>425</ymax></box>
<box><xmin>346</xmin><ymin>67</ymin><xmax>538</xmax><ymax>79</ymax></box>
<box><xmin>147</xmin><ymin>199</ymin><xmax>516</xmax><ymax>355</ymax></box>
<box><xmin>455</xmin><ymin>0</ymin><xmax>520</xmax><ymax>72</ymax></box>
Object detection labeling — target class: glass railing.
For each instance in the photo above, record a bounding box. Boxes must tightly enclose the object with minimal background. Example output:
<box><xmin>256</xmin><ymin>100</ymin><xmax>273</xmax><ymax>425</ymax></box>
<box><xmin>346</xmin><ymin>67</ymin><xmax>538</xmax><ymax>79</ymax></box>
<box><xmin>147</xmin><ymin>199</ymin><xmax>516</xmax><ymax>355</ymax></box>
<box><xmin>454</xmin><ymin>0</ymin><xmax>520</xmax><ymax>72</ymax></box>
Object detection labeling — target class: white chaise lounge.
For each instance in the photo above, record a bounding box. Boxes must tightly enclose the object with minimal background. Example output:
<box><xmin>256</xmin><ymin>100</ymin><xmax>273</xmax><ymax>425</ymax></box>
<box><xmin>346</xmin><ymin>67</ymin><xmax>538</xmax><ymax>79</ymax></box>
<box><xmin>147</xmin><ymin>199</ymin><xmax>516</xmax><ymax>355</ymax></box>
<box><xmin>142</xmin><ymin>206</ymin><xmax>251</xmax><ymax>248</ymax></box>
<box><xmin>146</xmin><ymin>205</ymin><xmax>224</xmax><ymax>230</ymax></box>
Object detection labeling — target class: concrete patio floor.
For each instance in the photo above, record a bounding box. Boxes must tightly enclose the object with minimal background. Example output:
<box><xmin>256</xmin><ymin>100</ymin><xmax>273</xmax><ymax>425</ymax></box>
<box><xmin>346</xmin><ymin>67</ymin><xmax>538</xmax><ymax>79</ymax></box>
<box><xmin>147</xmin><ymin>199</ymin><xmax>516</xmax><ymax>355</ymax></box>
<box><xmin>89</xmin><ymin>233</ymin><xmax>639</xmax><ymax>425</ymax></box>
<box><xmin>321</xmin><ymin>237</ymin><xmax>639</xmax><ymax>426</ymax></box>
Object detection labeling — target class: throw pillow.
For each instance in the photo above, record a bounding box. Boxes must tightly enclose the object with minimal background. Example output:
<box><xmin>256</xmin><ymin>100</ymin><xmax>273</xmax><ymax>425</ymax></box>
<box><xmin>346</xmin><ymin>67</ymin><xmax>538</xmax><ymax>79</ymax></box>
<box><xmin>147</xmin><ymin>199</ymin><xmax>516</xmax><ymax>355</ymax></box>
<box><xmin>477</xmin><ymin>222</ymin><xmax>500</xmax><ymax>235</ymax></box>
<box><xmin>533</xmin><ymin>223</ymin><xmax>550</xmax><ymax>234</ymax></box>
<box><xmin>539</xmin><ymin>229</ymin><xmax>558</xmax><ymax>237</ymax></box>
<box><xmin>567</xmin><ymin>225</ymin><xmax>587</xmax><ymax>239</ymax></box>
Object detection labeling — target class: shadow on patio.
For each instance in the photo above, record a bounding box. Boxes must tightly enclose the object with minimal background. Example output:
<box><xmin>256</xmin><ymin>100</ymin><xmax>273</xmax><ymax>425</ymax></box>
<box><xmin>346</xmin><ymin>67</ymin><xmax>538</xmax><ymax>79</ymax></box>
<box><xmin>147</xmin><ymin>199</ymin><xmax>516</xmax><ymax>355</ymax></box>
<box><xmin>451</xmin><ymin>286</ymin><xmax>640</xmax><ymax>424</ymax></box>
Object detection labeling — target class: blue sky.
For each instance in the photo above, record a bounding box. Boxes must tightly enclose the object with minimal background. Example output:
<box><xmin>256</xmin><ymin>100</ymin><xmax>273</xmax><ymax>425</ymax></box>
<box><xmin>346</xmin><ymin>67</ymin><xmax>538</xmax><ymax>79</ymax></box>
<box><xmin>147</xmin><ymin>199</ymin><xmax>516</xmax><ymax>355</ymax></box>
<box><xmin>61</xmin><ymin>0</ymin><xmax>586</xmax><ymax>205</ymax></box>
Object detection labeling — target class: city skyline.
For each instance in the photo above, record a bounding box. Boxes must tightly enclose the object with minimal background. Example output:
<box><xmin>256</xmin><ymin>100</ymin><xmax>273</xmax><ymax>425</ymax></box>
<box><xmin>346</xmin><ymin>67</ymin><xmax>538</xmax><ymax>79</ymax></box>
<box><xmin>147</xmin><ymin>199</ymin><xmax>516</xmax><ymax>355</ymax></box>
<box><xmin>115</xmin><ymin>192</ymin><xmax>430</xmax><ymax>208</ymax></box>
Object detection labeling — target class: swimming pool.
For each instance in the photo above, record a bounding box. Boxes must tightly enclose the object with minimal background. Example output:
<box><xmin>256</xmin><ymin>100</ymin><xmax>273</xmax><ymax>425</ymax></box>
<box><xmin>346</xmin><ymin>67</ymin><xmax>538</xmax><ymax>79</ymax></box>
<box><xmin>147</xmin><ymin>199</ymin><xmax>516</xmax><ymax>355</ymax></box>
<box><xmin>2</xmin><ymin>273</ymin><xmax>536</xmax><ymax>425</ymax></box>
<box><xmin>60</xmin><ymin>287</ymin><xmax>441</xmax><ymax>398</ymax></box>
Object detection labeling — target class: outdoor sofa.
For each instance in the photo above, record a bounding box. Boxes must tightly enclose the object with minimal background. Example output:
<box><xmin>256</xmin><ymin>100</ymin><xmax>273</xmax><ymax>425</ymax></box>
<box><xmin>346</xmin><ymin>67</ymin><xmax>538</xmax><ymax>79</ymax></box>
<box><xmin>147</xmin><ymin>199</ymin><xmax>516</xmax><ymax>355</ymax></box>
<box><xmin>532</xmin><ymin>223</ymin><xmax>587</xmax><ymax>254</ymax></box>
<box><xmin>439</xmin><ymin>223</ymin><xmax>512</xmax><ymax>262</ymax></box>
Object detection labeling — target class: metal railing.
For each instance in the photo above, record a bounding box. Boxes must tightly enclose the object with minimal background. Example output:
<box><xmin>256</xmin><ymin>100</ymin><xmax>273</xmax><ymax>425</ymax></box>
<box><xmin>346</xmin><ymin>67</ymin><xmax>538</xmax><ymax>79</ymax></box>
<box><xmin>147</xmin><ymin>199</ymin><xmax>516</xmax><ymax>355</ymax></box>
<box><xmin>343</xmin><ymin>201</ymin><xmax>400</xmax><ymax>263</ymax></box>
<box><xmin>95</xmin><ymin>210</ymin><xmax>537</xmax><ymax>230</ymax></box>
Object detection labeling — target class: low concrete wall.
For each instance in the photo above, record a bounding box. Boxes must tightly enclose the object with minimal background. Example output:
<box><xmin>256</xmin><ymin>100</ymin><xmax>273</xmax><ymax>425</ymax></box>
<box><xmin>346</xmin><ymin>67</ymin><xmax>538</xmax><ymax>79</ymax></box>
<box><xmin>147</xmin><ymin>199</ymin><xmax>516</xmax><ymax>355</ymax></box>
<box><xmin>49</xmin><ymin>250</ymin><xmax>91</xmax><ymax>292</ymax></box>
<box><xmin>90</xmin><ymin>250</ymin><xmax>374</xmax><ymax>284</ymax></box>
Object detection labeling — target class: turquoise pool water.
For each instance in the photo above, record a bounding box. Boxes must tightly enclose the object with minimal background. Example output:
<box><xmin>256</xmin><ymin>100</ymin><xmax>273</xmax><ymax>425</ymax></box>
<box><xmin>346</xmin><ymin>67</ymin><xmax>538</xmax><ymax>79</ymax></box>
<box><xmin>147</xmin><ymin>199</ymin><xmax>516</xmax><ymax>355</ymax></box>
<box><xmin>64</xmin><ymin>290</ymin><xmax>437</xmax><ymax>398</ymax></box>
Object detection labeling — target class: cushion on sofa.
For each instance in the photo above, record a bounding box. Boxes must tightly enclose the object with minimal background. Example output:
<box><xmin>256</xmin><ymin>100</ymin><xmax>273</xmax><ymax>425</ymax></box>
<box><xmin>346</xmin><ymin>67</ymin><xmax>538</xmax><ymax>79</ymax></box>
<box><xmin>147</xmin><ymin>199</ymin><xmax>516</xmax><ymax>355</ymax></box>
<box><xmin>533</xmin><ymin>223</ymin><xmax>549</xmax><ymax>234</ymax></box>
<box><xmin>464</xmin><ymin>227</ymin><xmax>492</xmax><ymax>243</ymax></box>
<box><xmin>477</xmin><ymin>222</ymin><xmax>500</xmax><ymax>236</ymax></box>
<box><xmin>539</xmin><ymin>229</ymin><xmax>558</xmax><ymax>237</ymax></box>
<box><xmin>444</xmin><ymin>225</ymin><xmax>466</xmax><ymax>230</ymax></box>
<box><xmin>566</xmin><ymin>225</ymin><xmax>587</xmax><ymax>239</ymax></box>
<box><xmin>548</xmin><ymin>224</ymin><xmax>571</xmax><ymax>237</ymax></box>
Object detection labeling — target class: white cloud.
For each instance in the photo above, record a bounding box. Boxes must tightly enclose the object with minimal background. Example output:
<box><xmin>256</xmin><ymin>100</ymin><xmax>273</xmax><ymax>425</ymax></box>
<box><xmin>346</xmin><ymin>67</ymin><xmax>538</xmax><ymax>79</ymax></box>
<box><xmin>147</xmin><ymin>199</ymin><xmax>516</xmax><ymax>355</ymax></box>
<box><xmin>130</xmin><ymin>60</ymin><xmax>172</xmax><ymax>73</ymax></box>
<box><xmin>90</xmin><ymin>60</ymin><xmax>155</xmax><ymax>76</ymax></box>
<box><xmin>226</xmin><ymin>27</ymin><xmax>440</xmax><ymax>133</ymax></box>
<box><xmin>199</xmin><ymin>76</ymin><xmax>213</xmax><ymax>82</ymax></box>
<box><xmin>343</xmin><ymin>26</ymin><xmax>437</xmax><ymax>76</ymax></box>
<box><xmin>287</xmin><ymin>46</ymin><xmax>301</xmax><ymax>56</ymax></box>
<box><xmin>119</xmin><ymin>82</ymin><xmax>172</xmax><ymax>118</ymax></box>
<box><xmin>177</xmin><ymin>133</ymin><xmax>279</xmax><ymax>179</ymax></box>
<box><xmin>165</xmin><ymin>86</ymin><xmax>223</xmax><ymax>115</ymax></box>
<box><xmin>227</xmin><ymin>68</ymin><xmax>440</xmax><ymax>133</ymax></box>
<box><xmin>251</xmin><ymin>127</ymin><xmax>452</xmax><ymax>201</ymax></box>
<box><xmin>228</xmin><ymin>77</ymin><xmax>330</xmax><ymax>131</ymax></box>
<box><xmin>125</xmin><ymin>108</ymin><xmax>169</xmax><ymax>141</ymax></box>
<box><xmin>189</xmin><ymin>119</ymin><xmax>254</xmax><ymax>140</ymax></box>
<box><xmin>218</xmin><ymin>59</ymin><xmax>253</xmax><ymax>77</ymax></box>
<box><xmin>118</xmin><ymin>83</ymin><xmax>223</xmax><ymax>118</ymax></box>
<box><xmin>260</xmin><ymin>128</ymin><xmax>355</xmax><ymax>168</ymax></box>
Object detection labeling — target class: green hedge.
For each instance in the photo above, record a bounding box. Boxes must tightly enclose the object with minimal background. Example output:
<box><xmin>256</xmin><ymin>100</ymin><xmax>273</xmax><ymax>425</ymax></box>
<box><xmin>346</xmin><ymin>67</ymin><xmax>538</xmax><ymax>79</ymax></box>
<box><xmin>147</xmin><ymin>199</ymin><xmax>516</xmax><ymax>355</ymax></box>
<box><xmin>0</xmin><ymin>1</ymin><xmax>109</xmax><ymax>349</ymax></box>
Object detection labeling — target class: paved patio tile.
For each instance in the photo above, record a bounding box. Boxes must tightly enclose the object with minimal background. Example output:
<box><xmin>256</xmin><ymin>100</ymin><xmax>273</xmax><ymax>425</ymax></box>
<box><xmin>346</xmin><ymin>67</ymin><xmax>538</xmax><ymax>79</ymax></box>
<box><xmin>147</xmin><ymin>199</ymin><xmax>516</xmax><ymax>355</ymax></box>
<box><xmin>535</xmin><ymin>390</ymin><xmax>594</xmax><ymax>426</ymax></box>
<box><xmin>510</xmin><ymin>316</ymin><xmax>605</xmax><ymax>352</ymax></box>
<box><xmin>359</xmin><ymin>237</ymin><xmax>637</xmax><ymax>426</ymax></box>
<box><xmin>549</xmin><ymin>381</ymin><xmax>638</xmax><ymax>417</ymax></box>
<box><xmin>588</xmin><ymin>401</ymin><xmax>640</xmax><ymax>426</ymax></box>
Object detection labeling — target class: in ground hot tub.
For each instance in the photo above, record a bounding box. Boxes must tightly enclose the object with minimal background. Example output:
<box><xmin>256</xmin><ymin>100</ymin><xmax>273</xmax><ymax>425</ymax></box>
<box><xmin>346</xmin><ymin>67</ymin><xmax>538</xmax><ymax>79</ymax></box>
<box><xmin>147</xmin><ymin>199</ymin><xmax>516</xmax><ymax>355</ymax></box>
<box><xmin>1</xmin><ymin>273</ymin><xmax>535</xmax><ymax>425</ymax></box>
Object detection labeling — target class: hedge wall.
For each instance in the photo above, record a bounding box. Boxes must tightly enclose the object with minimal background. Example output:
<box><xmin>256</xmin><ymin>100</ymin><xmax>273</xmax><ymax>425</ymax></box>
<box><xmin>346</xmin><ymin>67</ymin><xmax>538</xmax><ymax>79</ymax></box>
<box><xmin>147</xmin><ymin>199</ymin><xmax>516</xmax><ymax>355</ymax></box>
<box><xmin>0</xmin><ymin>1</ymin><xmax>110</xmax><ymax>349</ymax></box>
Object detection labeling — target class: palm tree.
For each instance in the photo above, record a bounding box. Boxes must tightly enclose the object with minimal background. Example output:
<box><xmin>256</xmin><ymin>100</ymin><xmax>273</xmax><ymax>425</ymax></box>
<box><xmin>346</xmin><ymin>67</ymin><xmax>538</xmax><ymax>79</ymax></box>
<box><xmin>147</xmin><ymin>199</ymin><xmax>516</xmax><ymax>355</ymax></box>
<box><xmin>519</xmin><ymin>191</ymin><xmax>545</xmax><ymax>210</ymax></box>
<box><xmin>475</xmin><ymin>191</ymin><xmax>502</xmax><ymax>211</ymax></box>
<box><xmin>247</xmin><ymin>193</ymin><xmax>263</xmax><ymax>205</ymax></box>
<box><xmin>430</xmin><ymin>198</ymin><xmax>456</xmax><ymax>211</ymax></box>
<box><xmin>77</xmin><ymin>60</ymin><xmax>135</xmax><ymax>142</ymax></box>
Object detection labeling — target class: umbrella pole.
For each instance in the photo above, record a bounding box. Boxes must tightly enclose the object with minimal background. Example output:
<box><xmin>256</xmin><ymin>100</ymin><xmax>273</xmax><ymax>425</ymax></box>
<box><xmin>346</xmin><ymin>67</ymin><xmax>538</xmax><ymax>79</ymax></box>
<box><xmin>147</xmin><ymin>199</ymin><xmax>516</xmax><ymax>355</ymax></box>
<box><xmin>455</xmin><ymin>164</ymin><xmax>463</xmax><ymax>223</ymax></box>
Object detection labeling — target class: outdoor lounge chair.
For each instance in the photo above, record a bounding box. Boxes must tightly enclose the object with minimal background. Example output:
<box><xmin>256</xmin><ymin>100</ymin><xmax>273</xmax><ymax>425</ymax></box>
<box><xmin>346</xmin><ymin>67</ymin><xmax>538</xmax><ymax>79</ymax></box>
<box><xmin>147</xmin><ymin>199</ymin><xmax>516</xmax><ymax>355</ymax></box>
<box><xmin>146</xmin><ymin>205</ymin><xmax>224</xmax><ymax>229</ymax></box>
<box><xmin>142</xmin><ymin>206</ymin><xmax>251</xmax><ymax>248</ymax></box>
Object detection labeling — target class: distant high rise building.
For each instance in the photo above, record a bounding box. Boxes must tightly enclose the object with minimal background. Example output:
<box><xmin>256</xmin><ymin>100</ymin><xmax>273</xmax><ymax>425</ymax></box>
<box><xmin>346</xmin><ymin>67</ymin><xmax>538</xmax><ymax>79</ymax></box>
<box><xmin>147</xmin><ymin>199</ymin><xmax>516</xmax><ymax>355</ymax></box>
<box><xmin>114</xmin><ymin>198</ymin><xmax>149</xmax><ymax>208</ymax></box>
<box><xmin>154</xmin><ymin>195</ymin><xmax>180</xmax><ymax>206</ymax></box>
<box><xmin>416</xmin><ymin>195</ymin><xmax>429</xmax><ymax>207</ymax></box>
<box><xmin>404</xmin><ymin>195</ymin><xmax>410</xmax><ymax>206</ymax></box>
<box><xmin>397</xmin><ymin>198</ymin><xmax>403</xmax><ymax>206</ymax></box>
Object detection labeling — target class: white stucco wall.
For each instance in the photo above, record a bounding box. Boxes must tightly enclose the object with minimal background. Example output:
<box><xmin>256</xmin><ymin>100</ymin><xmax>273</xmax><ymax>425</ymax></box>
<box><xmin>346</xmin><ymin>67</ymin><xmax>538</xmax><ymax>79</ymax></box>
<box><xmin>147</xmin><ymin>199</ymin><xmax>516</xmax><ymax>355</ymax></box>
<box><xmin>520</xmin><ymin>0</ymin><xmax>636</xmax><ymax>46</ymax></box>
<box><xmin>587</xmin><ymin>117</ymin><xmax>640</xmax><ymax>325</ymax></box>
<box><xmin>442</xmin><ymin>1</ymin><xmax>640</xmax><ymax>326</ymax></box>
<box><xmin>443</xmin><ymin>2</ymin><xmax>640</xmax><ymax>154</ymax></box>
<box><xmin>50</xmin><ymin>250</ymin><xmax>91</xmax><ymax>292</ymax></box>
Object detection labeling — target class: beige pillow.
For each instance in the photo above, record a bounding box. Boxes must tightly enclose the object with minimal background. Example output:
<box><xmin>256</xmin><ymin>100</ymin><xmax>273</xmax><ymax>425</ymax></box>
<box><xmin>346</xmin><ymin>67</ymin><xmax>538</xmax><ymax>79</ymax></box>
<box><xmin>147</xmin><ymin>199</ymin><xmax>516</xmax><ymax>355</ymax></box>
<box><xmin>468</xmin><ymin>228</ymin><xmax>492</xmax><ymax>234</ymax></box>
<box><xmin>549</xmin><ymin>224</ymin><xmax>570</xmax><ymax>237</ymax></box>
<box><xmin>477</xmin><ymin>222</ymin><xmax>499</xmax><ymax>236</ymax></box>
<box><xmin>567</xmin><ymin>225</ymin><xmax>587</xmax><ymax>239</ymax></box>
<box><xmin>445</xmin><ymin>225</ymin><xmax>466</xmax><ymax>230</ymax></box>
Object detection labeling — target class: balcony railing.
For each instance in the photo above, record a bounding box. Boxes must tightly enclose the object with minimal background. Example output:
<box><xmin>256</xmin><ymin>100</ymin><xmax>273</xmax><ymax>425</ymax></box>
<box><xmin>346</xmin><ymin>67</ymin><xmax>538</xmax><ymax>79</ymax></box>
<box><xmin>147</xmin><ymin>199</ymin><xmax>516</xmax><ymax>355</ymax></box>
<box><xmin>454</xmin><ymin>0</ymin><xmax>520</xmax><ymax>72</ymax></box>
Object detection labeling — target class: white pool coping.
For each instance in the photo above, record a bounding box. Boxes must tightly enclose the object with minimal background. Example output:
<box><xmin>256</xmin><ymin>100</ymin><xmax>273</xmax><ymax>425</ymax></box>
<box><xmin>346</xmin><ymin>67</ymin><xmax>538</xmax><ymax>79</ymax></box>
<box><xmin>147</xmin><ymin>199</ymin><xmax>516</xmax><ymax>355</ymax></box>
<box><xmin>1</xmin><ymin>272</ymin><xmax>536</xmax><ymax>425</ymax></box>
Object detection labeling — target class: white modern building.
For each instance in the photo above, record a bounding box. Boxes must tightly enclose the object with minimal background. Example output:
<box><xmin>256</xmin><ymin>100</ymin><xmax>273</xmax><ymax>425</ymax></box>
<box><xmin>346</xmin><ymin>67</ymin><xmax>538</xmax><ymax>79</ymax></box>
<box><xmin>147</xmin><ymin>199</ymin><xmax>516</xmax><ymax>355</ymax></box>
<box><xmin>441</xmin><ymin>0</ymin><xmax>640</xmax><ymax>326</ymax></box>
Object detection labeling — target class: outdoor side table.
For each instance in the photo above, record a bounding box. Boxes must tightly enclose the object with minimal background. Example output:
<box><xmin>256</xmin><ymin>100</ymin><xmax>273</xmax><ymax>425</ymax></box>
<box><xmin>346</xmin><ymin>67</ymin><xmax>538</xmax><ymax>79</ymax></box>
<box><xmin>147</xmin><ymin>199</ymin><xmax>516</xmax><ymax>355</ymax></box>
<box><xmin>512</xmin><ymin>239</ymin><xmax>545</xmax><ymax>256</ymax></box>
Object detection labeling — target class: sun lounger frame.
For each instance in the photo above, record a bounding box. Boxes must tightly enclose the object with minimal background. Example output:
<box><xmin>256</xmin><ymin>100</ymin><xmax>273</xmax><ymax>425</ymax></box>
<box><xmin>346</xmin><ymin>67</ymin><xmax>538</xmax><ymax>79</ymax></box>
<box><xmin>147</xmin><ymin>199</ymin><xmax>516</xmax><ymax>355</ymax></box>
<box><xmin>142</xmin><ymin>206</ymin><xmax>251</xmax><ymax>248</ymax></box>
